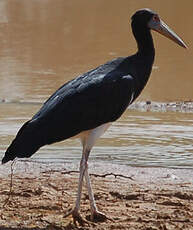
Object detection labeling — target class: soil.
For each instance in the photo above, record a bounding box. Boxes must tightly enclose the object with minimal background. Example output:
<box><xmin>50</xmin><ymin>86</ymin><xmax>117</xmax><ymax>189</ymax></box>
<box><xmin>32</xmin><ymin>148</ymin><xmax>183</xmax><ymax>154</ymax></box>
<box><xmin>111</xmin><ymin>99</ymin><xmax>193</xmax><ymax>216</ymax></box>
<box><xmin>0</xmin><ymin>161</ymin><xmax>193</xmax><ymax>230</ymax></box>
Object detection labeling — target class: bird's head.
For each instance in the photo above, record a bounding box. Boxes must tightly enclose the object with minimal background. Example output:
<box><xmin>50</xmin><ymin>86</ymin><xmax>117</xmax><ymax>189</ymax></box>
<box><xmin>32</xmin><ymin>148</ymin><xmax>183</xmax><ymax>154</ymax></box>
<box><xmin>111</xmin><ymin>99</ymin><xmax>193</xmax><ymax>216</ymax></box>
<box><xmin>131</xmin><ymin>8</ymin><xmax>187</xmax><ymax>49</ymax></box>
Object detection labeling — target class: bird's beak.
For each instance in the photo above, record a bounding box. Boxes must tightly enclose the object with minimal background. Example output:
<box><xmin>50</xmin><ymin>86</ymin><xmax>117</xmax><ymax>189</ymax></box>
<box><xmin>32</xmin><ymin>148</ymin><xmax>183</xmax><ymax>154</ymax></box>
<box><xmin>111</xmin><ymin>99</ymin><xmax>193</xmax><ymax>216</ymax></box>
<box><xmin>148</xmin><ymin>17</ymin><xmax>187</xmax><ymax>49</ymax></box>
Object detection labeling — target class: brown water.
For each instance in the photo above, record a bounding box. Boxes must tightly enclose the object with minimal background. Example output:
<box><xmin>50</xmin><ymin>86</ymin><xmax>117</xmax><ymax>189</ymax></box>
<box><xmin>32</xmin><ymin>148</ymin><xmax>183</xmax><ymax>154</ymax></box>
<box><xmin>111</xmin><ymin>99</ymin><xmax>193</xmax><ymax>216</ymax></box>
<box><xmin>0</xmin><ymin>0</ymin><xmax>193</xmax><ymax>168</ymax></box>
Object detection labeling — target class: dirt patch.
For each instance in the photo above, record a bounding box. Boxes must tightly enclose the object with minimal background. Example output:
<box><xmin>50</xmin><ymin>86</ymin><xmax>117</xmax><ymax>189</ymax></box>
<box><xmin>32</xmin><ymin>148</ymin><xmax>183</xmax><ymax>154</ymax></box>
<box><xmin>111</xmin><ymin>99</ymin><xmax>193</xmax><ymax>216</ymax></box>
<box><xmin>0</xmin><ymin>162</ymin><xmax>193</xmax><ymax>229</ymax></box>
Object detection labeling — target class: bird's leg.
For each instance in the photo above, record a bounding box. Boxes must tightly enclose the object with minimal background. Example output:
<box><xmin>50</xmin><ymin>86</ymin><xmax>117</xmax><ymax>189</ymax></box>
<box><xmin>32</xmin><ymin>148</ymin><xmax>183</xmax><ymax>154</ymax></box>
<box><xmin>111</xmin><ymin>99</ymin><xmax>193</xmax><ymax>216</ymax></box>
<box><xmin>80</xmin><ymin>124</ymin><xmax>111</xmax><ymax>222</ymax></box>
<box><xmin>64</xmin><ymin>149</ymin><xmax>90</xmax><ymax>226</ymax></box>
<box><xmin>84</xmin><ymin>166</ymin><xmax>108</xmax><ymax>222</ymax></box>
<box><xmin>74</xmin><ymin>150</ymin><xmax>90</xmax><ymax>213</ymax></box>
<box><xmin>65</xmin><ymin>124</ymin><xmax>111</xmax><ymax>224</ymax></box>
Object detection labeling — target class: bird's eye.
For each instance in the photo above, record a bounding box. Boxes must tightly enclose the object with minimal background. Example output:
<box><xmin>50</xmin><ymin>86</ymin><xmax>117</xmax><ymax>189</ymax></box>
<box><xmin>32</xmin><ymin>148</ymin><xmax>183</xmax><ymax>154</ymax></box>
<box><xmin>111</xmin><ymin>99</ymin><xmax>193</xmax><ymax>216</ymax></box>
<box><xmin>152</xmin><ymin>15</ymin><xmax>159</xmax><ymax>22</ymax></box>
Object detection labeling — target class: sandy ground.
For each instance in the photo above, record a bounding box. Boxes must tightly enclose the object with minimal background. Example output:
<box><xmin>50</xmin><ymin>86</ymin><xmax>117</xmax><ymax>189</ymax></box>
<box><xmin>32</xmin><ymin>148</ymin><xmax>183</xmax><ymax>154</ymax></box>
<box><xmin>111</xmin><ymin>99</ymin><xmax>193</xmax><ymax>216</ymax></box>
<box><xmin>0</xmin><ymin>161</ymin><xmax>193</xmax><ymax>230</ymax></box>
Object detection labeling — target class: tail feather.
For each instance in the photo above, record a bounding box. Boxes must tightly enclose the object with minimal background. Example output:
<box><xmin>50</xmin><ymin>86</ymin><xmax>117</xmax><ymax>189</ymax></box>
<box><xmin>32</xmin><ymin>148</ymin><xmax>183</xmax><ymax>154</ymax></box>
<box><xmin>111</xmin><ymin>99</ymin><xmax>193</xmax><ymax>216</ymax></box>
<box><xmin>2</xmin><ymin>120</ymin><xmax>44</xmax><ymax>164</ymax></box>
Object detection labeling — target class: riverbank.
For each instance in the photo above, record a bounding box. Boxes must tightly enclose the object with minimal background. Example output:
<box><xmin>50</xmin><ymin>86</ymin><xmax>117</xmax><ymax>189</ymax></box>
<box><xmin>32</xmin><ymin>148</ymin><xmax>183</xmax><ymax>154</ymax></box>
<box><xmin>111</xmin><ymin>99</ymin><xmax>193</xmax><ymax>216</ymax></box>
<box><xmin>0</xmin><ymin>161</ymin><xmax>193</xmax><ymax>229</ymax></box>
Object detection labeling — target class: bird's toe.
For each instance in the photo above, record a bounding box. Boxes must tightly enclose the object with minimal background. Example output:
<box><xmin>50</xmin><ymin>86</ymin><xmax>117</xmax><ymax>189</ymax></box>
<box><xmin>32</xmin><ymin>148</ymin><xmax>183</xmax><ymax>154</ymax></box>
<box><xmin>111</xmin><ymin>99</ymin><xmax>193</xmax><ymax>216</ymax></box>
<box><xmin>64</xmin><ymin>208</ymin><xmax>89</xmax><ymax>226</ymax></box>
<box><xmin>90</xmin><ymin>210</ymin><xmax>109</xmax><ymax>222</ymax></box>
<box><xmin>72</xmin><ymin>210</ymin><xmax>88</xmax><ymax>226</ymax></box>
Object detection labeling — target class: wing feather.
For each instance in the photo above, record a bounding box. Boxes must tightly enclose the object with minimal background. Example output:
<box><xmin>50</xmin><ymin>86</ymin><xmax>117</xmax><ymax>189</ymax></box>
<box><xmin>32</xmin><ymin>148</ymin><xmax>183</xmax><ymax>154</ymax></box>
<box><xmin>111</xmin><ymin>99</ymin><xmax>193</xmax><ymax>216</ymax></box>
<box><xmin>30</xmin><ymin>57</ymin><xmax>135</xmax><ymax>144</ymax></box>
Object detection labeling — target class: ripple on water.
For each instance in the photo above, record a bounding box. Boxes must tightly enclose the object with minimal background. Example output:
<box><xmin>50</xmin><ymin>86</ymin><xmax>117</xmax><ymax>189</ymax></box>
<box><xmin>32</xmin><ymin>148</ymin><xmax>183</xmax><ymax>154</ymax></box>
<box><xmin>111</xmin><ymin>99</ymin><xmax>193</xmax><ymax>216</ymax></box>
<box><xmin>0</xmin><ymin>103</ymin><xmax>193</xmax><ymax>169</ymax></box>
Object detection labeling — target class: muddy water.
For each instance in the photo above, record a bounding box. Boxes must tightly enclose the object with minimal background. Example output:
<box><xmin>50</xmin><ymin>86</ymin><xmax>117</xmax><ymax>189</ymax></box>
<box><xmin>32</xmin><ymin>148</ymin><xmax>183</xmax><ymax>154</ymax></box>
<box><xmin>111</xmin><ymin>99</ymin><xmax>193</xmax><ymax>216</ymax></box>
<box><xmin>0</xmin><ymin>0</ymin><xmax>193</xmax><ymax>168</ymax></box>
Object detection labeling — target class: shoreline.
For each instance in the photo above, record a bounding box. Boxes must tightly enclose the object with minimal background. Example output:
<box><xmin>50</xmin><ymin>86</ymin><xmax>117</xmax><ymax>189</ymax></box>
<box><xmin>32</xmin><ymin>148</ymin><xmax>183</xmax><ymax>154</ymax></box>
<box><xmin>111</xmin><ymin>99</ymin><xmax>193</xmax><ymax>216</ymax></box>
<box><xmin>1</xmin><ymin>99</ymin><xmax>193</xmax><ymax>113</ymax></box>
<box><xmin>1</xmin><ymin>160</ymin><xmax>193</xmax><ymax>183</ymax></box>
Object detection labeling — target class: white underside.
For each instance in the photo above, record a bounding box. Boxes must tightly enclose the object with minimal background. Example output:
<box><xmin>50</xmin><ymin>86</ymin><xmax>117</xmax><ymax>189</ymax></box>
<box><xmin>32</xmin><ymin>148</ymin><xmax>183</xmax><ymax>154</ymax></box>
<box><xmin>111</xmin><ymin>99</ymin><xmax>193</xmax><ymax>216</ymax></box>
<box><xmin>73</xmin><ymin>122</ymin><xmax>111</xmax><ymax>151</ymax></box>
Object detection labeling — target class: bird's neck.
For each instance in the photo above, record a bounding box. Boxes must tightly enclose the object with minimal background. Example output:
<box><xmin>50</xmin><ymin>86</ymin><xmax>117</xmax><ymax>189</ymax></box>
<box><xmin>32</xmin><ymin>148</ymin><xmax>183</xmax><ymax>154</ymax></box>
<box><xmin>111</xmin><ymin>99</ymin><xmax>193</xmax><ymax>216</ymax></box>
<box><xmin>128</xmin><ymin>26</ymin><xmax>155</xmax><ymax>99</ymax></box>
<box><xmin>132</xmin><ymin>26</ymin><xmax>155</xmax><ymax>57</ymax></box>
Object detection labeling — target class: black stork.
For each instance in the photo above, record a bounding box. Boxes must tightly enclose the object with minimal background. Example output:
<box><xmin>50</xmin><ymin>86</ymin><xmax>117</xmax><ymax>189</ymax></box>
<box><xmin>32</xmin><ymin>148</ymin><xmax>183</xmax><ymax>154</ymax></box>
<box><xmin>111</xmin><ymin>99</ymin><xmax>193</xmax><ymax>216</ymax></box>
<box><xmin>2</xmin><ymin>9</ymin><xmax>187</xmax><ymax>224</ymax></box>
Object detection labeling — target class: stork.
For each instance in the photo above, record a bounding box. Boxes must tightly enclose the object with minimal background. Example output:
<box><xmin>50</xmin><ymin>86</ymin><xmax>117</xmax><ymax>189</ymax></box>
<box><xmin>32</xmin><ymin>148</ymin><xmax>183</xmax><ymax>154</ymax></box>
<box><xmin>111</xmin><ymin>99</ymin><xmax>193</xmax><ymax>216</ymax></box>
<box><xmin>2</xmin><ymin>9</ymin><xmax>187</xmax><ymax>225</ymax></box>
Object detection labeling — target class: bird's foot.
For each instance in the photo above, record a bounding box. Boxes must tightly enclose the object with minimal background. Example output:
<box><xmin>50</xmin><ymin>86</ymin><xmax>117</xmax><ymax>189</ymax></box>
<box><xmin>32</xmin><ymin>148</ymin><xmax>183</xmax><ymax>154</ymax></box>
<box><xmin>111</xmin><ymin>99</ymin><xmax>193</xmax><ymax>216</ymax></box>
<box><xmin>64</xmin><ymin>208</ymin><xmax>90</xmax><ymax>226</ymax></box>
<box><xmin>90</xmin><ymin>210</ymin><xmax>110</xmax><ymax>222</ymax></box>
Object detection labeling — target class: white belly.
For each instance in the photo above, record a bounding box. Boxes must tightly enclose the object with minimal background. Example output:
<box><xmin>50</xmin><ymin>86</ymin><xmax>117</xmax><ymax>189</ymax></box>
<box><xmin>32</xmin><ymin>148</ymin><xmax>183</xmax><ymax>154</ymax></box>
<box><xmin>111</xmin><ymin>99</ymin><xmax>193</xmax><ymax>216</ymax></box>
<box><xmin>73</xmin><ymin>122</ymin><xmax>112</xmax><ymax>151</ymax></box>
